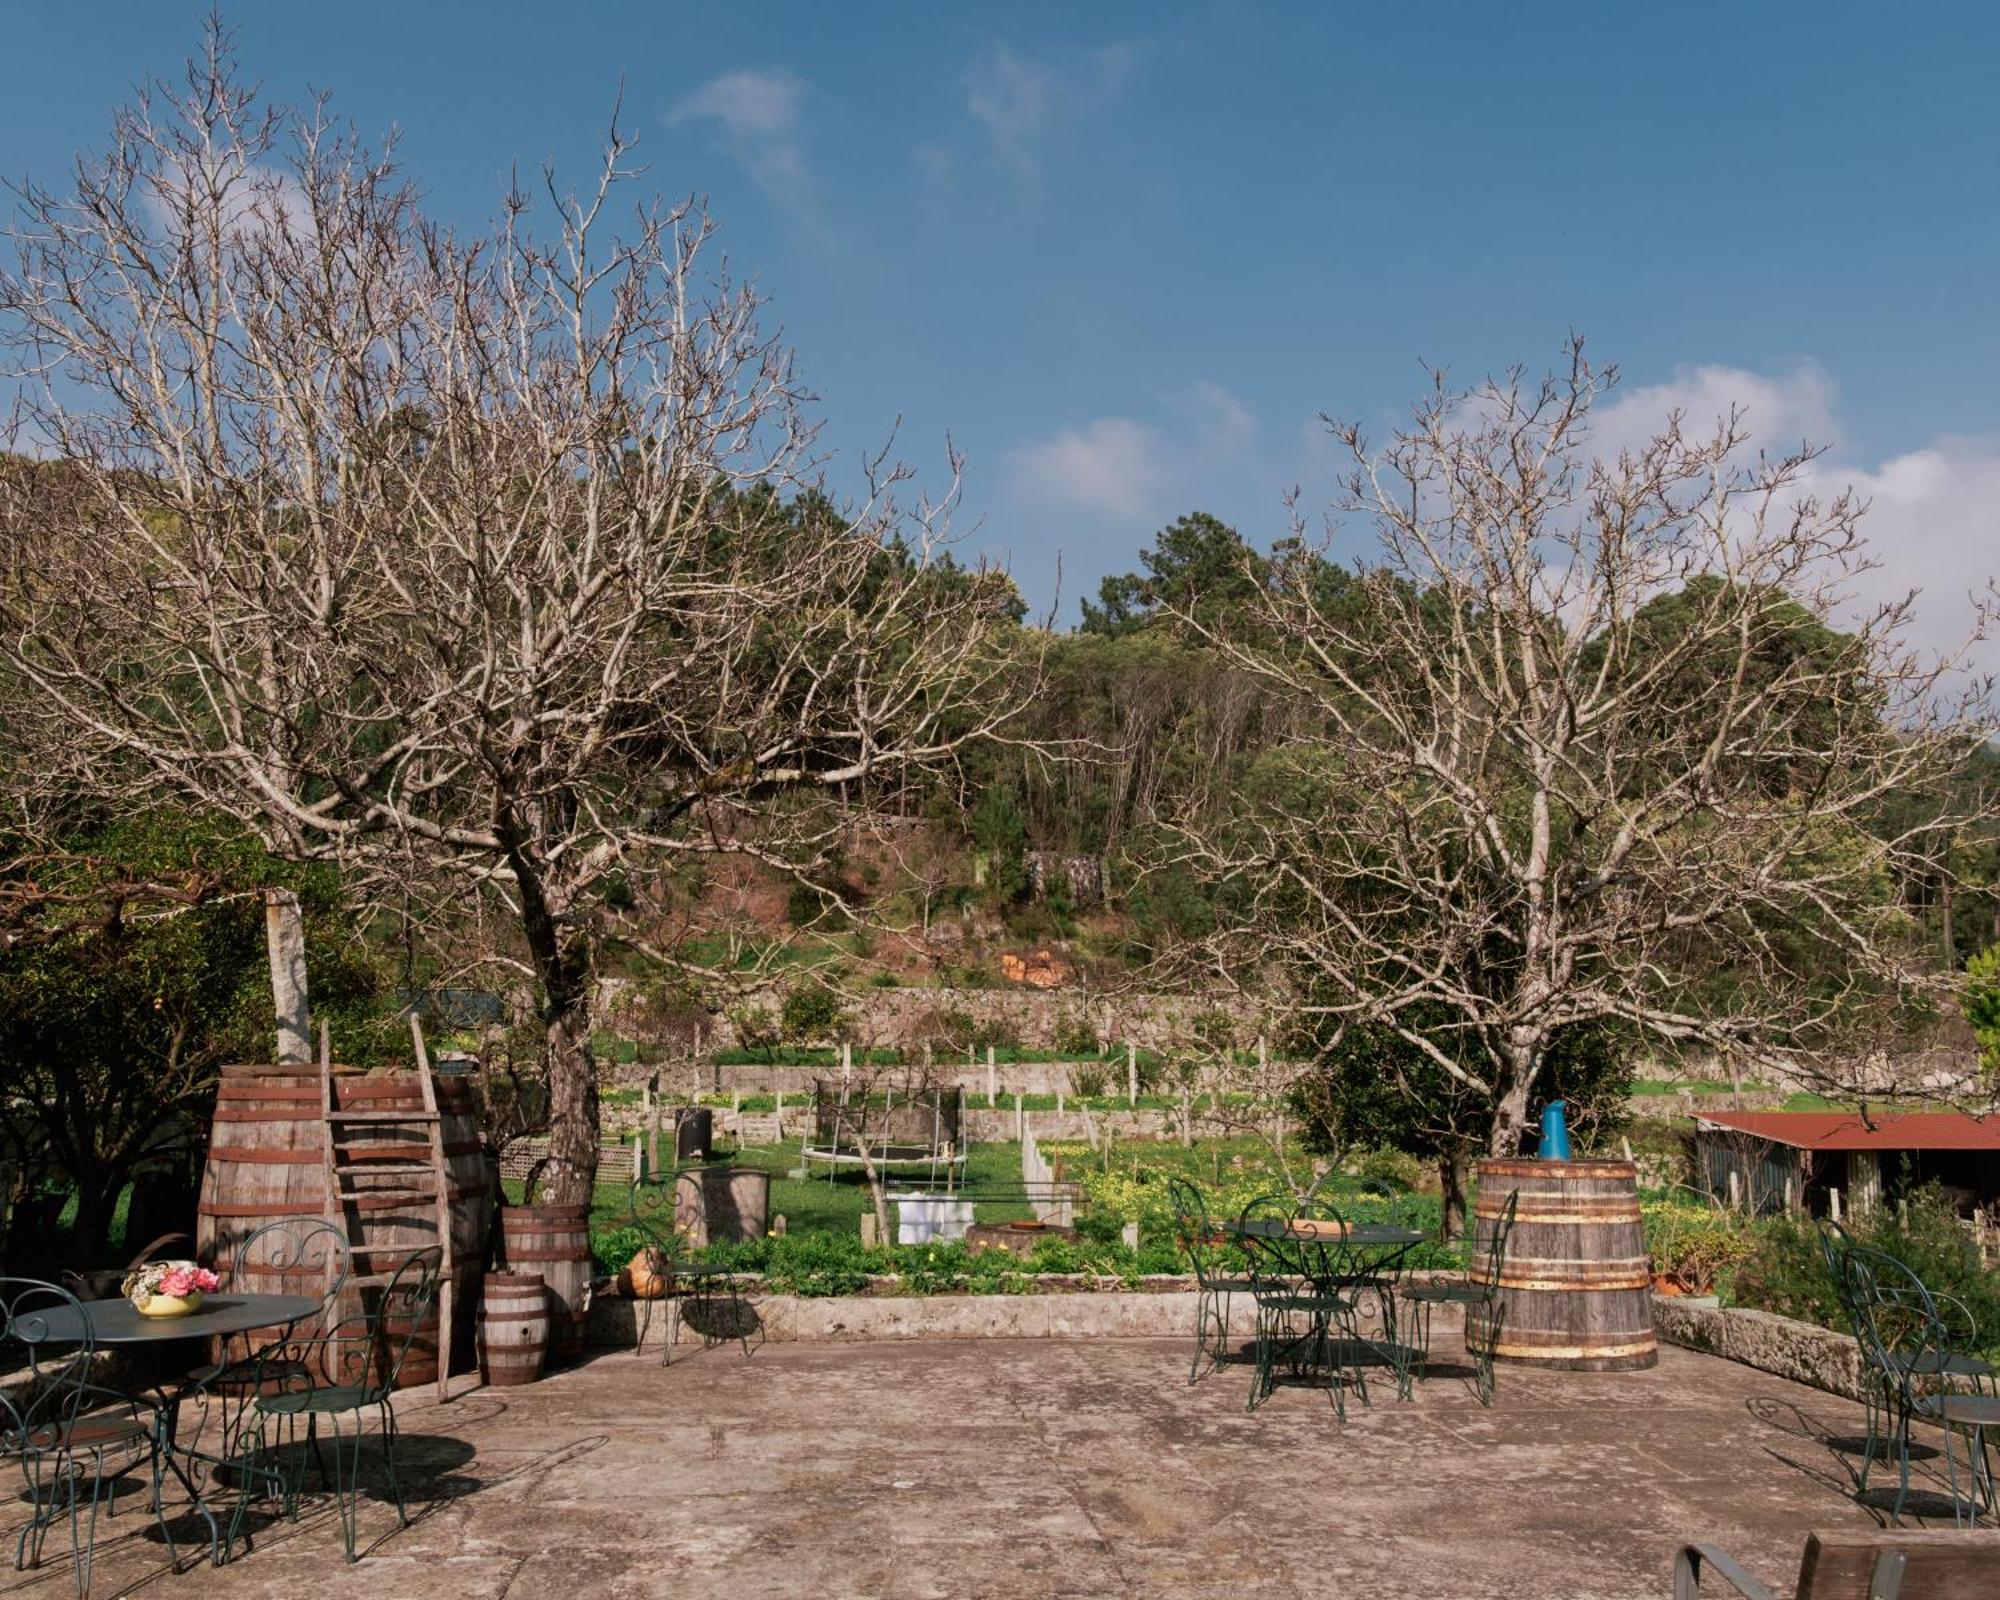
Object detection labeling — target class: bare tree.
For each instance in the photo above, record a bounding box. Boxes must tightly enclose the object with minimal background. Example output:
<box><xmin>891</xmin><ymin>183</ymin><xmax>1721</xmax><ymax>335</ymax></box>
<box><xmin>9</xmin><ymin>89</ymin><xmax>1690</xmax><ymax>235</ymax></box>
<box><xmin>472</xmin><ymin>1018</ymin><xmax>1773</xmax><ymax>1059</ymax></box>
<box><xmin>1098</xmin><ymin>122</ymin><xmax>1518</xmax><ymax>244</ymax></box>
<box><xmin>0</xmin><ymin>31</ymin><xmax>1030</xmax><ymax>1204</ymax></box>
<box><xmin>1167</xmin><ymin>340</ymin><xmax>1998</xmax><ymax>1159</ymax></box>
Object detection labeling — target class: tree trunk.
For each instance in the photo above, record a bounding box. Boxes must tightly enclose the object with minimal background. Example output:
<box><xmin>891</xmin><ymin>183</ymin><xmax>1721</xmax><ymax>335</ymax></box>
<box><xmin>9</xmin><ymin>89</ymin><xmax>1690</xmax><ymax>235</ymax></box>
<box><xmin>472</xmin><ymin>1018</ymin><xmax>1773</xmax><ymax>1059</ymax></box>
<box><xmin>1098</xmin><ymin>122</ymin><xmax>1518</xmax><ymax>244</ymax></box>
<box><xmin>540</xmin><ymin>988</ymin><xmax>601</xmax><ymax>1208</ymax></box>
<box><xmin>1439</xmin><ymin>1152</ymin><xmax>1471</xmax><ymax>1243</ymax></box>
<box><xmin>70</xmin><ymin>1169</ymin><xmax>122</xmax><ymax>1261</ymax></box>
<box><xmin>1488</xmin><ymin>1068</ymin><xmax>1536</xmax><ymax>1158</ymax></box>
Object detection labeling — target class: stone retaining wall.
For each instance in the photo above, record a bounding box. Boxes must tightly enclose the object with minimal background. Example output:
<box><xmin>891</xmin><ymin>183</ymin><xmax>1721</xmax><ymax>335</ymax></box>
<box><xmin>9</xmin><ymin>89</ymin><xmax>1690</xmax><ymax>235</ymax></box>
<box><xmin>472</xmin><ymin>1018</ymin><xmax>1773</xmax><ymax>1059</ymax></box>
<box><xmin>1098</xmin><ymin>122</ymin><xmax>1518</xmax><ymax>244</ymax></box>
<box><xmin>583</xmin><ymin>1272</ymin><xmax>1871</xmax><ymax>1410</ymax></box>
<box><xmin>1652</xmin><ymin>1299</ymin><xmax>1864</xmax><ymax>1401</ymax></box>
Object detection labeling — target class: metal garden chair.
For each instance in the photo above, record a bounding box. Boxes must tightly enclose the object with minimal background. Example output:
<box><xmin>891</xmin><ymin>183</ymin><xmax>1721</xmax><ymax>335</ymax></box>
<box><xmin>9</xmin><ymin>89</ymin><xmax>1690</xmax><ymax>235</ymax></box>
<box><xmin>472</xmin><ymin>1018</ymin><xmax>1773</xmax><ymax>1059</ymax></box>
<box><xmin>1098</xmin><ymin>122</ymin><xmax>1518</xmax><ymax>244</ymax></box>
<box><xmin>224</xmin><ymin>1245</ymin><xmax>441</xmax><ymax>1563</ymax></box>
<box><xmin>179</xmin><ymin>1219</ymin><xmax>351</xmax><ymax>1479</ymax></box>
<box><xmin>1402</xmin><ymin>1188</ymin><xmax>1518</xmax><ymax>1405</ymax></box>
<box><xmin>1841</xmin><ymin>1242</ymin><xmax>1997</xmax><ymax>1524</ymax></box>
<box><xmin>3</xmin><ymin>1277</ymin><xmax>170</xmax><ymax>1598</ymax></box>
<box><xmin>1238</xmin><ymin>1193</ymin><xmax>1368</xmax><ymax>1419</ymax></box>
<box><xmin>1165</xmin><ymin>1175</ymin><xmax>1255</xmax><ymax>1384</ymax></box>
<box><xmin>627</xmin><ymin>1177</ymin><xmax>743</xmax><ymax>1363</ymax></box>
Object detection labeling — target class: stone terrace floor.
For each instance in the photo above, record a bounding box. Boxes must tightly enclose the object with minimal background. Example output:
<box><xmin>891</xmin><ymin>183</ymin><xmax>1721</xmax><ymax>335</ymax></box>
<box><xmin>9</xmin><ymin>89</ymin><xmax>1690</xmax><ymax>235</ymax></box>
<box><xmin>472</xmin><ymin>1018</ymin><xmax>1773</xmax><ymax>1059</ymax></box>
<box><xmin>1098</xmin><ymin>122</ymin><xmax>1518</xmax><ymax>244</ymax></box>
<box><xmin>31</xmin><ymin>1335</ymin><xmax>1964</xmax><ymax>1600</ymax></box>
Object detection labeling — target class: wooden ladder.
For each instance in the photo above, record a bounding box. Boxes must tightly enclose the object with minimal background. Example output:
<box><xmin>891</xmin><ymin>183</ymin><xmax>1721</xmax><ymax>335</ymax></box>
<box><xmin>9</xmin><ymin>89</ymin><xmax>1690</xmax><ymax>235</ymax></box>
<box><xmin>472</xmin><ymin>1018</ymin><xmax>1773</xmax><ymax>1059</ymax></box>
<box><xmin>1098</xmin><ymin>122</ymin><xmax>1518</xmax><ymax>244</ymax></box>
<box><xmin>319</xmin><ymin>1018</ymin><xmax>455</xmax><ymax>1403</ymax></box>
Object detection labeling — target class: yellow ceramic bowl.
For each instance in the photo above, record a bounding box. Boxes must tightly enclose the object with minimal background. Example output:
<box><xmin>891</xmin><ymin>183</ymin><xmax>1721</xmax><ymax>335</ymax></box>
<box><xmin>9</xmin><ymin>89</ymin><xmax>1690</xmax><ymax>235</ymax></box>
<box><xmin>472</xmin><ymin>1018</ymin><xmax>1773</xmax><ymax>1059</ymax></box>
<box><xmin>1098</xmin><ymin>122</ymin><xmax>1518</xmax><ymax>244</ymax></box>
<box><xmin>135</xmin><ymin>1291</ymin><xmax>202</xmax><ymax>1319</ymax></box>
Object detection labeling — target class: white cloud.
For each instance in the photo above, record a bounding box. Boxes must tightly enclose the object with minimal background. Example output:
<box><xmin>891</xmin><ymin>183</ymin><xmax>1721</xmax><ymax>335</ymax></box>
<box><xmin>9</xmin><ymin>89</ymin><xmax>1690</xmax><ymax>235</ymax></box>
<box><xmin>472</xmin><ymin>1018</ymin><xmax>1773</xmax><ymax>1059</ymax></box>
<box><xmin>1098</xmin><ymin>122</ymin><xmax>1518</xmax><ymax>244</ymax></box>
<box><xmin>1180</xmin><ymin>380</ymin><xmax>1257</xmax><ymax>456</ymax></box>
<box><xmin>1588</xmin><ymin>363</ymin><xmax>1996</xmax><ymax>674</ymax></box>
<box><xmin>962</xmin><ymin>40</ymin><xmax>1137</xmax><ymax>174</ymax></box>
<box><xmin>965</xmin><ymin>45</ymin><xmax>1056</xmax><ymax>172</ymax></box>
<box><xmin>1592</xmin><ymin>361</ymin><xmax>1843</xmax><ymax>461</ymax></box>
<box><xmin>1010</xmin><ymin>417</ymin><xmax>1164</xmax><ymax>518</ymax></box>
<box><xmin>667</xmin><ymin>70</ymin><xmax>817</xmax><ymax>228</ymax></box>
<box><xmin>1010</xmin><ymin>383</ymin><xmax>1262</xmax><ymax>521</ymax></box>
<box><xmin>139</xmin><ymin>153</ymin><xmax>311</xmax><ymax>243</ymax></box>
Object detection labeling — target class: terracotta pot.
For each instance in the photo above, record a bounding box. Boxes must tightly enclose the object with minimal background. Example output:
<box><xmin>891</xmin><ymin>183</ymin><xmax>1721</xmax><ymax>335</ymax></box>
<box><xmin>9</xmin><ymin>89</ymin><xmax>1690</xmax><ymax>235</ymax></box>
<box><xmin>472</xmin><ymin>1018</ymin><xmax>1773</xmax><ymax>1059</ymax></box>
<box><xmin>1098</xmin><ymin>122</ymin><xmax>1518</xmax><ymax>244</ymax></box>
<box><xmin>620</xmin><ymin>1246</ymin><xmax>672</xmax><ymax>1300</ymax></box>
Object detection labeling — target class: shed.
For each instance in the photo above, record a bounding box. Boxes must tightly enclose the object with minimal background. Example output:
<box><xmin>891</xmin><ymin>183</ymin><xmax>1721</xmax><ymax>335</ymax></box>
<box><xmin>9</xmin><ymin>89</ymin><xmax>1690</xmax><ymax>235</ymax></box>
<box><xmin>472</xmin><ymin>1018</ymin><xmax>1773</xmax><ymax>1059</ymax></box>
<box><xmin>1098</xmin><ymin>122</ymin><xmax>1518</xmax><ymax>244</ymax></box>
<box><xmin>1693</xmin><ymin>1110</ymin><xmax>2000</xmax><ymax>1218</ymax></box>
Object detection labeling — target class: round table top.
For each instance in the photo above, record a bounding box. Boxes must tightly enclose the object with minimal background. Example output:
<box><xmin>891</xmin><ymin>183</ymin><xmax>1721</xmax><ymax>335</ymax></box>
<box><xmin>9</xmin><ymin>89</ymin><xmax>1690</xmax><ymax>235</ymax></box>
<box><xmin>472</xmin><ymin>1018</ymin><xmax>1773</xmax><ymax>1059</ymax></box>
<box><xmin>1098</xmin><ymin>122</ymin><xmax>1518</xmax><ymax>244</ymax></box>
<box><xmin>34</xmin><ymin>1293</ymin><xmax>320</xmax><ymax>1346</ymax></box>
<box><xmin>1223</xmin><ymin>1220</ymin><xmax>1426</xmax><ymax>1248</ymax></box>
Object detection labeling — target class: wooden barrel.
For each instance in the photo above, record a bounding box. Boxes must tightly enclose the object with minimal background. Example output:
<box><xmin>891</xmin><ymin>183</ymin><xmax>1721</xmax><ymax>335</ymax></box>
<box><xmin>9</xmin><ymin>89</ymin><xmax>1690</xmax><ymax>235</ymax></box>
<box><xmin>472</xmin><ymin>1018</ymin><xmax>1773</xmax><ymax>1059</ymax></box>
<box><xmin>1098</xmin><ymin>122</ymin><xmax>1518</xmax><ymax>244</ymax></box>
<box><xmin>195</xmin><ymin>1063</ymin><xmax>497</xmax><ymax>1388</ymax></box>
<box><xmin>1473</xmin><ymin>1158</ymin><xmax>1657</xmax><ymax>1372</ymax></box>
<box><xmin>498</xmin><ymin>1205</ymin><xmax>591</xmax><ymax>1364</ymax></box>
<box><xmin>477</xmin><ymin>1273</ymin><xmax>548</xmax><ymax>1387</ymax></box>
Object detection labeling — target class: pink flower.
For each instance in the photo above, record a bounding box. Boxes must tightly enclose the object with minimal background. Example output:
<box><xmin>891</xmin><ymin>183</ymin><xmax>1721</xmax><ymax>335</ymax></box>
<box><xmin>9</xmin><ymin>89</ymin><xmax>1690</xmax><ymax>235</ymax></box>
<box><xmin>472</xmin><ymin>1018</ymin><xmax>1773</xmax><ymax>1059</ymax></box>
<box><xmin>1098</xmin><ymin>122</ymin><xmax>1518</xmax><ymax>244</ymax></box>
<box><xmin>157</xmin><ymin>1268</ymin><xmax>198</xmax><ymax>1297</ymax></box>
<box><xmin>192</xmin><ymin>1268</ymin><xmax>219</xmax><ymax>1292</ymax></box>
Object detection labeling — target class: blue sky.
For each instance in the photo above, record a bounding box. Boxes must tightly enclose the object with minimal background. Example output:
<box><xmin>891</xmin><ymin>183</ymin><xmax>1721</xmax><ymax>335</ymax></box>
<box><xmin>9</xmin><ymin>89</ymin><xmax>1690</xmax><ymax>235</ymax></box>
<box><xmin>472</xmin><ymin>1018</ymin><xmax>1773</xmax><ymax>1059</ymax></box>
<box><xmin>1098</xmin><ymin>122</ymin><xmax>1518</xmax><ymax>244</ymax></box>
<box><xmin>4</xmin><ymin>3</ymin><xmax>1997</xmax><ymax>647</ymax></box>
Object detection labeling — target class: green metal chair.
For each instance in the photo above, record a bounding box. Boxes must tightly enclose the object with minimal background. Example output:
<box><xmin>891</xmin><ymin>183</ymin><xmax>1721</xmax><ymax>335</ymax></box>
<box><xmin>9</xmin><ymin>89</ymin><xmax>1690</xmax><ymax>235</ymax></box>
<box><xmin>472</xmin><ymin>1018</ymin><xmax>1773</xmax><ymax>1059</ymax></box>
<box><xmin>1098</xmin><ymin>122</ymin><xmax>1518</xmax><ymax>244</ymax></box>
<box><xmin>225</xmin><ymin>1245</ymin><xmax>441</xmax><ymax>1563</ymax></box>
<box><xmin>1842</xmin><ymin>1242</ymin><xmax>1997</xmax><ymax>1524</ymax></box>
<box><xmin>1238</xmin><ymin>1193</ymin><xmax>1368</xmax><ymax>1419</ymax></box>
<box><xmin>1402</xmin><ymin>1188</ymin><xmax>1518</xmax><ymax>1405</ymax></box>
<box><xmin>3</xmin><ymin>1277</ymin><xmax>170</xmax><ymax>1597</ymax></box>
<box><xmin>627</xmin><ymin>1177</ymin><xmax>743</xmax><ymax>1363</ymax></box>
<box><xmin>1165</xmin><ymin>1175</ymin><xmax>1255</xmax><ymax>1384</ymax></box>
<box><xmin>180</xmin><ymin>1218</ymin><xmax>351</xmax><ymax>1485</ymax></box>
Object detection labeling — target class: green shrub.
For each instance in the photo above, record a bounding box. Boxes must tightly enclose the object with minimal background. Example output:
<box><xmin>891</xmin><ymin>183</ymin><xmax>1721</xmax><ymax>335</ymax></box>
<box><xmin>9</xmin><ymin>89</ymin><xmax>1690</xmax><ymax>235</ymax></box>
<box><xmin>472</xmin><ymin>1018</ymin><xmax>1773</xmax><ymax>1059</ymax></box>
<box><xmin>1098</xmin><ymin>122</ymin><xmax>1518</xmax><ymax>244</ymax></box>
<box><xmin>1641</xmin><ymin>1201</ymin><xmax>1755</xmax><ymax>1296</ymax></box>
<box><xmin>1054</xmin><ymin>1012</ymin><xmax>1102</xmax><ymax>1058</ymax></box>
<box><xmin>1729</xmin><ymin>1184</ymin><xmax>2000</xmax><ymax>1360</ymax></box>
<box><xmin>1069</xmin><ymin>1061</ymin><xmax>1111</xmax><ymax>1098</ymax></box>
<box><xmin>592</xmin><ymin>1223</ymin><xmax>650</xmax><ymax>1276</ymax></box>
<box><xmin>779</xmin><ymin>981</ymin><xmax>848</xmax><ymax>1045</ymax></box>
<box><xmin>1354</xmin><ymin>1148</ymin><xmax>1424</xmax><ymax>1194</ymax></box>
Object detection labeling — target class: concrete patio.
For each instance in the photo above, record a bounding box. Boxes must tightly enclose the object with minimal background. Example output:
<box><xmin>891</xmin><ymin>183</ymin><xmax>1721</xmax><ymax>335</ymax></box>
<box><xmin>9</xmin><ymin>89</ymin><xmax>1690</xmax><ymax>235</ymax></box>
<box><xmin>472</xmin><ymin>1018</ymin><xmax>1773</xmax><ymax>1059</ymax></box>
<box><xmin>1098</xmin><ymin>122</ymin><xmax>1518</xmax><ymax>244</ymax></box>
<box><xmin>32</xmin><ymin>1333</ymin><xmax>1951</xmax><ymax>1600</ymax></box>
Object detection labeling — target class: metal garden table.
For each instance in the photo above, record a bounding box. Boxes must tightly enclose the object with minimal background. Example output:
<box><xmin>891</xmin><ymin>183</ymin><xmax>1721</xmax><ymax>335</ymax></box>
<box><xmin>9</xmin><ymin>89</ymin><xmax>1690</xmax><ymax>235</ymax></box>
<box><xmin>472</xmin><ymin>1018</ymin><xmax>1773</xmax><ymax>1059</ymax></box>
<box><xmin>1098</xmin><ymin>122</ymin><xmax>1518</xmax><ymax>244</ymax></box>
<box><xmin>1222</xmin><ymin>1220</ymin><xmax>1427</xmax><ymax>1398</ymax></box>
<box><xmin>39</xmin><ymin>1293</ymin><xmax>320</xmax><ymax>1565</ymax></box>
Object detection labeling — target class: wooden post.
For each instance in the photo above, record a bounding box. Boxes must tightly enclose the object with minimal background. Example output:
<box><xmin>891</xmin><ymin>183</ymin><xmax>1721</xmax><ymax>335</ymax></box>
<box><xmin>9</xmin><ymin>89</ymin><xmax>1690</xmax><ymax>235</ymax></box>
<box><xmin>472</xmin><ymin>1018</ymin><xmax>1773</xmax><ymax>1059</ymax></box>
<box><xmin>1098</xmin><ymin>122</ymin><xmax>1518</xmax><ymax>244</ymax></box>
<box><xmin>1014</xmin><ymin>1093</ymin><xmax>1024</xmax><ymax>1143</ymax></box>
<box><xmin>632</xmin><ymin>1135</ymin><xmax>645</xmax><ymax>1183</ymax></box>
<box><xmin>986</xmin><ymin>1045</ymin><xmax>997</xmax><ymax>1106</ymax></box>
<box><xmin>1126</xmin><ymin>1042</ymin><xmax>1138</xmax><ymax>1106</ymax></box>
<box><xmin>1850</xmin><ymin>1151</ymin><xmax>1883</xmax><ymax>1216</ymax></box>
<box><xmin>1829</xmin><ymin>1186</ymin><xmax>1843</xmax><ymax>1224</ymax></box>
<box><xmin>264</xmin><ymin>889</ymin><xmax>312</xmax><ymax>1063</ymax></box>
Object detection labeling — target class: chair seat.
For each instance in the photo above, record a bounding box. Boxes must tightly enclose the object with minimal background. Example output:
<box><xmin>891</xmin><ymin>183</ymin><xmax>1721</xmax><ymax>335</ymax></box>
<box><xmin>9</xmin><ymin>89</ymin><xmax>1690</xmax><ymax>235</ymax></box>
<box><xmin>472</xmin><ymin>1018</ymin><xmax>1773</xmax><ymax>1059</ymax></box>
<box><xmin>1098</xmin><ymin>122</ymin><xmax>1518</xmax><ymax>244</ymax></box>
<box><xmin>1403</xmin><ymin>1280</ymin><xmax>1485</xmax><ymax>1305</ymax></box>
<box><xmin>1891</xmin><ymin>1350</ymin><xmax>1995</xmax><ymax>1379</ymax></box>
<box><xmin>254</xmin><ymin>1384</ymin><xmax>376</xmax><ymax>1417</ymax></box>
<box><xmin>1936</xmin><ymin>1394</ymin><xmax>2000</xmax><ymax>1426</ymax></box>
<box><xmin>194</xmin><ymin>1358</ymin><xmax>314</xmax><ymax>1395</ymax></box>
<box><xmin>23</xmin><ymin>1414</ymin><xmax>153</xmax><ymax>1453</ymax></box>
<box><xmin>1258</xmin><ymin>1292</ymin><xmax>1356</xmax><ymax>1314</ymax></box>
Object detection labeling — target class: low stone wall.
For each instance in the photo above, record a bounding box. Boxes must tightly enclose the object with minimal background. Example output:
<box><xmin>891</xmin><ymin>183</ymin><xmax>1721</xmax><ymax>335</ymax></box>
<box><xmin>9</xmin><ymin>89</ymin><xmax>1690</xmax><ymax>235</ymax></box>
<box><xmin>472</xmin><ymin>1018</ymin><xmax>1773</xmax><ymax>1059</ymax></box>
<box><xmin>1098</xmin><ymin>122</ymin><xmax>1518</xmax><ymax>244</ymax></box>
<box><xmin>1652</xmin><ymin>1299</ymin><xmax>1864</xmax><ymax>1401</ymax></box>
<box><xmin>585</xmin><ymin>1276</ymin><xmax>1432</xmax><ymax>1349</ymax></box>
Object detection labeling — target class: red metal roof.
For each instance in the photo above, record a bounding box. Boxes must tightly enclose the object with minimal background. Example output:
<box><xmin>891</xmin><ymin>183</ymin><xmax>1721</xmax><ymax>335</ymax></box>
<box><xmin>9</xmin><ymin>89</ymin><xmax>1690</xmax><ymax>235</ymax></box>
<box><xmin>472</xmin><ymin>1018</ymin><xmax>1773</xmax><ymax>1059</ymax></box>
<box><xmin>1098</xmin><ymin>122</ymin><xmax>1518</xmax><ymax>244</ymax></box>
<box><xmin>1695</xmin><ymin>1110</ymin><xmax>2000</xmax><ymax>1152</ymax></box>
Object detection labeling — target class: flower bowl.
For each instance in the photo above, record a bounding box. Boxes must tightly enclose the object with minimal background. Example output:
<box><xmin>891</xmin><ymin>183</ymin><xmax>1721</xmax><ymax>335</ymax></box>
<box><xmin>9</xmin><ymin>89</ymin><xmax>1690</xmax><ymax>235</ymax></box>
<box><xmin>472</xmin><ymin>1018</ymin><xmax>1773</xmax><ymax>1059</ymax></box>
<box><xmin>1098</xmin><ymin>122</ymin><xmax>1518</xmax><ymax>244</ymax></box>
<box><xmin>122</xmin><ymin>1258</ymin><xmax>219</xmax><ymax>1317</ymax></box>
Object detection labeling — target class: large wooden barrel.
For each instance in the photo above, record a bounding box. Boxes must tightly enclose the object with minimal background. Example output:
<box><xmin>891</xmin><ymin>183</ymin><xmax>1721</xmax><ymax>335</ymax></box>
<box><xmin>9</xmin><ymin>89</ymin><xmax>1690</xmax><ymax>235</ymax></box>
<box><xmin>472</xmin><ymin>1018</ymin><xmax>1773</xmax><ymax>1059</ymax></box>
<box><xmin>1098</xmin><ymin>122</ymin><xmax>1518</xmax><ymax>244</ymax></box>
<box><xmin>1473</xmin><ymin>1158</ymin><xmax>1656</xmax><ymax>1372</ymax></box>
<box><xmin>478</xmin><ymin>1273</ymin><xmax>549</xmax><ymax>1387</ymax></box>
<box><xmin>498</xmin><ymin>1205</ymin><xmax>592</xmax><ymax>1364</ymax></box>
<box><xmin>195</xmin><ymin>1063</ymin><xmax>496</xmax><ymax>1387</ymax></box>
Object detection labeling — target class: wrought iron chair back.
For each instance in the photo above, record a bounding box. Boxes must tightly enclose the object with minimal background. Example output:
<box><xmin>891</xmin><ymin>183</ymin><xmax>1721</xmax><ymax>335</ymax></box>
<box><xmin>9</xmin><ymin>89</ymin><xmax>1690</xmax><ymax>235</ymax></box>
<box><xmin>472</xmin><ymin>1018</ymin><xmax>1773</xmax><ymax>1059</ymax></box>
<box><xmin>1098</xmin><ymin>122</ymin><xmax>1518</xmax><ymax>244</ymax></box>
<box><xmin>1813</xmin><ymin>1219</ymin><xmax>1864</xmax><ymax>1330</ymax></box>
<box><xmin>303</xmin><ymin>1246</ymin><xmax>442</xmax><ymax>1401</ymax></box>
<box><xmin>1465</xmin><ymin>1188</ymin><xmax>1519</xmax><ymax>1339</ymax></box>
<box><xmin>3</xmin><ymin>1277</ymin><xmax>166</xmax><ymax>1596</ymax></box>
<box><xmin>2</xmin><ymin>1276</ymin><xmax>97</xmax><ymax>1455</ymax></box>
<box><xmin>217</xmin><ymin>1218</ymin><xmax>352</xmax><ymax>1372</ymax></box>
<box><xmin>1844</xmin><ymin>1245</ymin><xmax>1952</xmax><ymax>1386</ymax></box>
<box><xmin>1473</xmin><ymin>1188</ymin><xmax>1521</xmax><ymax>1292</ymax></box>
<box><xmin>1166</xmin><ymin>1175</ymin><xmax>1226</xmax><ymax>1289</ymax></box>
